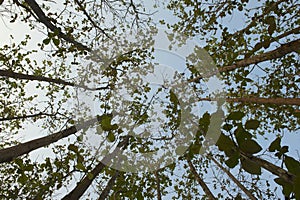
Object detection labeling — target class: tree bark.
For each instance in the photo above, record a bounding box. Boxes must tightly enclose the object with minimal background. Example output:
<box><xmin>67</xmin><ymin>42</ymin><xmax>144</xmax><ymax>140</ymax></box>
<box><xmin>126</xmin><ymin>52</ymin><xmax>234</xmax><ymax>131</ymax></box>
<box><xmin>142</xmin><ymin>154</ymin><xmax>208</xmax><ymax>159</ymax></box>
<box><xmin>0</xmin><ymin>112</ymin><xmax>54</xmax><ymax>121</ymax></box>
<box><xmin>187</xmin><ymin>159</ymin><xmax>217</xmax><ymax>200</ymax></box>
<box><xmin>154</xmin><ymin>170</ymin><xmax>162</xmax><ymax>200</ymax></box>
<box><xmin>0</xmin><ymin>69</ymin><xmax>108</xmax><ymax>91</ymax></box>
<box><xmin>198</xmin><ymin>97</ymin><xmax>300</xmax><ymax>106</ymax></box>
<box><xmin>240</xmin><ymin>152</ymin><xmax>295</xmax><ymax>185</ymax></box>
<box><xmin>210</xmin><ymin>156</ymin><xmax>257</xmax><ymax>200</ymax></box>
<box><xmin>0</xmin><ymin>117</ymin><xmax>99</xmax><ymax>163</ymax></box>
<box><xmin>62</xmin><ymin>136</ymin><xmax>129</xmax><ymax>200</ymax></box>
<box><xmin>190</xmin><ymin>39</ymin><xmax>300</xmax><ymax>82</ymax></box>
<box><xmin>23</xmin><ymin>0</ymin><xmax>91</xmax><ymax>51</ymax></box>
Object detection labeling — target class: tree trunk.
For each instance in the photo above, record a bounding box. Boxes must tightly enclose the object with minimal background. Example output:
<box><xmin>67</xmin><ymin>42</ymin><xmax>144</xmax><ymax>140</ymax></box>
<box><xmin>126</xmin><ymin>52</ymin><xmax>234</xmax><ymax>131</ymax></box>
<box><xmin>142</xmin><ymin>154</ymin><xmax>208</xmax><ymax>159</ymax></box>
<box><xmin>0</xmin><ymin>117</ymin><xmax>99</xmax><ymax>163</ymax></box>
<box><xmin>62</xmin><ymin>136</ymin><xmax>129</xmax><ymax>200</ymax></box>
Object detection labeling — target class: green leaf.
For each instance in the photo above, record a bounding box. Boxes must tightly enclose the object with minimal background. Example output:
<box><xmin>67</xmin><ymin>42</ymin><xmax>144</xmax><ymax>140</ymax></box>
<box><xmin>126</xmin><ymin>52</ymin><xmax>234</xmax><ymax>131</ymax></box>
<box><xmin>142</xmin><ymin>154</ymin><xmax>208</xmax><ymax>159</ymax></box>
<box><xmin>294</xmin><ymin>175</ymin><xmax>300</xmax><ymax>199</ymax></box>
<box><xmin>43</xmin><ymin>38</ymin><xmax>51</xmax><ymax>45</ymax></box>
<box><xmin>225</xmin><ymin>151</ymin><xmax>240</xmax><ymax>168</ymax></box>
<box><xmin>101</xmin><ymin>114</ymin><xmax>113</xmax><ymax>131</ymax></box>
<box><xmin>17</xmin><ymin>173</ymin><xmax>28</xmax><ymax>184</ymax></box>
<box><xmin>269</xmin><ymin>137</ymin><xmax>281</xmax><ymax>152</ymax></box>
<box><xmin>240</xmin><ymin>139</ymin><xmax>262</xmax><ymax>154</ymax></box>
<box><xmin>76</xmin><ymin>162</ymin><xmax>86</xmax><ymax>171</ymax></box>
<box><xmin>227</xmin><ymin>111</ymin><xmax>245</xmax><ymax>120</ymax></box>
<box><xmin>241</xmin><ymin>159</ymin><xmax>261</xmax><ymax>175</ymax></box>
<box><xmin>107</xmin><ymin>132</ymin><xmax>115</xmax><ymax>142</ymax></box>
<box><xmin>235</xmin><ymin>124</ymin><xmax>252</xmax><ymax>145</ymax></box>
<box><xmin>245</xmin><ymin>119</ymin><xmax>260</xmax><ymax>130</ymax></box>
<box><xmin>274</xmin><ymin>178</ymin><xmax>293</xmax><ymax>197</ymax></box>
<box><xmin>223</xmin><ymin>123</ymin><xmax>233</xmax><ymax>132</ymax></box>
<box><xmin>216</xmin><ymin>133</ymin><xmax>235</xmax><ymax>152</ymax></box>
<box><xmin>136</xmin><ymin>191</ymin><xmax>143</xmax><ymax>200</ymax></box>
<box><xmin>68</xmin><ymin>144</ymin><xmax>78</xmax><ymax>153</ymax></box>
<box><xmin>235</xmin><ymin>193</ymin><xmax>242</xmax><ymax>200</ymax></box>
<box><xmin>52</xmin><ymin>38</ymin><xmax>60</xmax><ymax>46</ymax></box>
<box><xmin>190</xmin><ymin>143</ymin><xmax>201</xmax><ymax>154</ymax></box>
<box><xmin>170</xmin><ymin>90</ymin><xmax>179</xmax><ymax>105</ymax></box>
<box><xmin>280</xmin><ymin>146</ymin><xmax>289</xmax><ymax>154</ymax></box>
<box><xmin>14</xmin><ymin>158</ymin><xmax>24</xmax><ymax>169</ymax></box>
<box><xmin>284</xmin><ymin>156</ymin><xmax>300</xmax><ymax>175</ymax></box>
<box><xmin>199</xmin><ymin>112</ymin><xmax>211</xmax><ymax>133</ymax></box>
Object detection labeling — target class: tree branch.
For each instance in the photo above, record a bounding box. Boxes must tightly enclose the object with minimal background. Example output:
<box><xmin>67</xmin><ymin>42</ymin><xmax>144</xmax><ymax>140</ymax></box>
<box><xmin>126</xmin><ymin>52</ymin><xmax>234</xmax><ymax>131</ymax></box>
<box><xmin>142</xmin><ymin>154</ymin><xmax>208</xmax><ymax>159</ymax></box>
<box><xmin>97</xmin><ymin>171</ymin><xmax>119</xmax><ymax>200</ymax></box>
<box><xmin>0</xmin><ymin>69</ymin><xmax>109</xmax><ymax>90</ymax></box>
<box><xmin>23</xmin><ymin>0</ymin><xmax>91</xmax><ymax>51</ymax></box>
<box><xmin>197</xmin><ymin>97</ymin><xmax>300</xmax><ymax>106</ymax></box>
<box><xmin>187</xmin><ymin>158</ymin><xmax>216</xmax><ymax>200</ymax></box>
<box><xmin>240</xmin><ymin>152</ymin><xmax>295</xmax><ymax>185</ymax></box>
<box><xmin>0</xmin><ymin>112</ymin><xmax>55</xmax><ymax>121</ymax></box>
<box><xmin>154</xmin><ymin>170</ymin><xmax>162</xmax><ymax>200</ymax></box>
<box><xmin>210</xmin><ymin>156</ymin><xmax>257</xmax><ymax>200</ymax></box>
<box><xmin>190</xmin><ymin>39</ymin><xmax>300</xmax><ymax>82</ymax></box>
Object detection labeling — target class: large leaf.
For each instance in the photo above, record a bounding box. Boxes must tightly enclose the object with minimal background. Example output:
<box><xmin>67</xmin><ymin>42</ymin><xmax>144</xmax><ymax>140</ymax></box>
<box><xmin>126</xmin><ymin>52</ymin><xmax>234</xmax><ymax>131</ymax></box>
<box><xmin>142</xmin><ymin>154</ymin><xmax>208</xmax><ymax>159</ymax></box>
<box><xmin>274</xmin><ymin>178</ymin><xmax>293</xmax><ymax>197</ymax></box>
<box><xmin>240</xmin><ymin>139</ymin><xmax>262</xmax><ymax>154</ymax></box>
<box><xmin>234</xmin><ymin>124</ymin><xmax>252</xmax><ymax>145</ymax></box>
<box><xmin>225</xmin><ymin>151</ymin><xmax>240</xmax><ymax>168</ymax></box>
<box><xmin>245</xmin><ymin>119</ymin><xmax>260</xmax><ymax>130</ymax></box>
<box><xmin>268</xmin><ymin>137</ymin><xmax>281</xmax><ymax>152</ymax></box>
<box><xmin>241</xmin><ymin>159</ymin><xmax>261</xmax><ymax>175</ymax></box>
<box><xmin>284</xmin><ymin>156</ymin><xmax>300</xmax><ymax>175</ymax></box>
<box><xmin>227</xmin><ymin>111</ymin><xmax>245</xmax><ymax>120</ymax></box>
<box><xmin>216</xmin><ymin>133</ymin><xmax>235</xmax><ymax>152</ymax></box>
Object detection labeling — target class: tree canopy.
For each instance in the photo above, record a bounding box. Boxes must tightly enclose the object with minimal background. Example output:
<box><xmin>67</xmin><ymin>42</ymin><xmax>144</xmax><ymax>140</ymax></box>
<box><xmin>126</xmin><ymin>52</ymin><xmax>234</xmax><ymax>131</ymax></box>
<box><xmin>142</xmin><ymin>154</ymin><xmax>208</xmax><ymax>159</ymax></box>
<box><xmin>0</xmin><ymin>0</ymin><xmax>299</xmax><ymax>199</ymax></box>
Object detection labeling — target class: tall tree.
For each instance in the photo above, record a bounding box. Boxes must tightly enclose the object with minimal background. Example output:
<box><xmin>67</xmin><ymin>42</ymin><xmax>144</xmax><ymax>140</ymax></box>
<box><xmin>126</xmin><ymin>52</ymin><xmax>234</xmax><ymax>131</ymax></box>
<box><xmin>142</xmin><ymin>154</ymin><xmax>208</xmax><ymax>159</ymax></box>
<box><xmin>0</xmin><ymin>0</ymin><xmax>299</xmax><ymax>199</ymax></box>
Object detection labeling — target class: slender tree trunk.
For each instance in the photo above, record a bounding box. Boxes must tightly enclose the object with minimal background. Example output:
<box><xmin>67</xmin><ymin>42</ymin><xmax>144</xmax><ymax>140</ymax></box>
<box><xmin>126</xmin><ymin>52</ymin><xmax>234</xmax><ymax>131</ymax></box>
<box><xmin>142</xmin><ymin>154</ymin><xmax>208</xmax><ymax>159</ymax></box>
<box><xmin>187</xmin><ymin>159</ymin><xmax>217</xmax><ymax>200</ymax></box>
<box><xmin>198</xmin><ymin>97</ymin><xmax>300</xmax><ymax>106</ymax></box>
<box><xmin>62</xmin><ymin>136</ymin><xmax>129</xmax><ymax>200</ymax></box>
<box><xmin>190</xmin><ymin>39</ymin><xmax>300</xmax><ymax>82</ymax></box>
<box><xmin>154</xmin><ymin>170</ymin><xmax>162</xmax><ymax>200</ymax></box>
<box><xmin>0</xmin><ymin>117</ymin><xmax>100</xmax><ymax>163</ymax></box>
<box><xmin>0</xmin><ymin>69</ymin><xmax>108</xmax><ymax>91</ymax></box>
<box><xmin>240</xmin><ymin>152</ymin><xmax>295</xmax><ymax>185</ymax></box>
<box><xmin>97</xmin><ymin>171</ymin><xmax>119</xmax><ymax>200</ymax></box>
<box><xmin>210</xmin><ymin>156</ymin><xmax>257</xmax><ymax>200</ymax></box>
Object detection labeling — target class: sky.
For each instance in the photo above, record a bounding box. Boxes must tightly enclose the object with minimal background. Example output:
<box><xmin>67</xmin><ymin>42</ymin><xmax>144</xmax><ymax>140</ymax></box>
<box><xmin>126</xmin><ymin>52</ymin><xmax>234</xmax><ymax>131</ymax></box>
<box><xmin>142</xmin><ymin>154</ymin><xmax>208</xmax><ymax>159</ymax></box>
<box><xmin>0</xmin><ymin>0</ymin><xmax>299</xmax><ymax>199</ymax></box>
